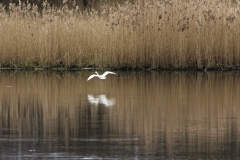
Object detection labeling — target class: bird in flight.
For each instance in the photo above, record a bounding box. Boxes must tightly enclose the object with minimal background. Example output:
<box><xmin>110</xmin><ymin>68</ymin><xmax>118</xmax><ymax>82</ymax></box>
<box><xmin>87</xmin><ymin>71</ymin><xmax>116</xmax><ymax>81</ymax></box>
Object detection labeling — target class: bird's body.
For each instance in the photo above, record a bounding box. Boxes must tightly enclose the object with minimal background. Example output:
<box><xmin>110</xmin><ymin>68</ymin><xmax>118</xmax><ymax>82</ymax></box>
<box><xmin>87</xmin><ymin>71</ymin><xmax>116</xmax><ymax>81</ymax></box>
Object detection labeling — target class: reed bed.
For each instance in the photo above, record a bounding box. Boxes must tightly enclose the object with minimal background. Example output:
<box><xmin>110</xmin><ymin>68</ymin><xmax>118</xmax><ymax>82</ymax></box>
<box><xmin>0</xmin><ymin>0</ymin><xmax>240</xmax><ymax>70</ymax></box>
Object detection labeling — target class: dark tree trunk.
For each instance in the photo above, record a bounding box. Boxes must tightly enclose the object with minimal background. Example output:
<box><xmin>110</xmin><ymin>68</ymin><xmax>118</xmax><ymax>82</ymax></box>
<box><xmin>83</xmin><ymin>0</ymin><xmax>88</xmax><ymax>9</ymax></box>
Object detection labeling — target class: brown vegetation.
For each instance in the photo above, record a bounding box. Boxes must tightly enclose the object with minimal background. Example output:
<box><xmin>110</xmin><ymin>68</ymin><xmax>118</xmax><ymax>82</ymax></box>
<box><xmin>0</xmin><ymin>0</ymin><xmax>240</xmax><ymax>70</ymax></box>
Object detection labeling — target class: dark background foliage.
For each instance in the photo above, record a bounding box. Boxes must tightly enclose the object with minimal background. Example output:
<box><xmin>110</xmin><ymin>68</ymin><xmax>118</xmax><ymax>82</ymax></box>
<box><xmin>1</xmin><ymin>0</ymin><xmax>94</xmax><ymax>12</ymax></box>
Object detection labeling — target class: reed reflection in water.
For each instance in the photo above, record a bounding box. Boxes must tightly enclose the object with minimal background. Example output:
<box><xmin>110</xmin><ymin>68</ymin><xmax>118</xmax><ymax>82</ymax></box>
<box><xmin>0</xmin><ymin>71</ymin><xmax>239</xmax><ymax>159</ymax></box>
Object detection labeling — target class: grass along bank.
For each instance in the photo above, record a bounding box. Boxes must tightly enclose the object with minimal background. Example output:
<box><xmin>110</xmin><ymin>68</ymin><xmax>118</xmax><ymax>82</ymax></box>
<box><xmin>1</xmin><ymin>0</ymin><xmax>240</xmax><ymax>70</ymax></box>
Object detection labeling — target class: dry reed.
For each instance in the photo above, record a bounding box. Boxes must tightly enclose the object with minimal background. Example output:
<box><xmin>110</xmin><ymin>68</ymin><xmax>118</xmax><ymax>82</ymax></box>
<box><xmin>1</xmin><ymin>0</ymin><xmax>240</xmax><ymax>70</ymax></box>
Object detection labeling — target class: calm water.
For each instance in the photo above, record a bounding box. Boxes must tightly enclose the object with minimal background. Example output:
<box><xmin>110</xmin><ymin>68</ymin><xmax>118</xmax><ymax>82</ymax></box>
<box><xmin>0</xmin><ymin>71</ymin><xmax>239</xmax><ymax>159</ymax></box>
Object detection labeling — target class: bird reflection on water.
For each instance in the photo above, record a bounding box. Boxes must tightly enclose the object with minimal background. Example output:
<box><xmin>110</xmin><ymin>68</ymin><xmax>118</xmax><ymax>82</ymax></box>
<box><xmin>87</xmin><ymin>94</ymin><xmax>116</xmax><ymax>107</ymax></box>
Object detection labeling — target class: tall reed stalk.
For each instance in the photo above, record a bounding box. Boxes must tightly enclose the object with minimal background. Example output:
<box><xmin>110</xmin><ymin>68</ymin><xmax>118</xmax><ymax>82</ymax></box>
<box><xmin>0</xmin><ymin>0</ymin><xmax>240</xmax><ymax>70</ymax></box>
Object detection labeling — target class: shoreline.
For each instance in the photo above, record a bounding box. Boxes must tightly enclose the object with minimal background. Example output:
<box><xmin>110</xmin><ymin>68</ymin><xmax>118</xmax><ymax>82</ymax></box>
<box><xmin>0</xmin><ymin>66</ymin><xmax>240</xmax><ymax>71</ymax></box>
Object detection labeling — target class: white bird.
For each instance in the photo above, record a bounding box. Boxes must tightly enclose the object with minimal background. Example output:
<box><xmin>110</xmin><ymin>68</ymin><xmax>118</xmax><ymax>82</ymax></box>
<box><xmin>87</xmin><ymin>71</ymin><xmax>116</xmax><ymax>81</ymax></box>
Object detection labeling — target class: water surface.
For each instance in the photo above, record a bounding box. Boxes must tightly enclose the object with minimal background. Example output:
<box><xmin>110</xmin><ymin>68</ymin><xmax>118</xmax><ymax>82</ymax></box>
<box><xmin>0</xmin><ymin>71</ymin><xmax>239</xmax><ymax>159</ymax></box>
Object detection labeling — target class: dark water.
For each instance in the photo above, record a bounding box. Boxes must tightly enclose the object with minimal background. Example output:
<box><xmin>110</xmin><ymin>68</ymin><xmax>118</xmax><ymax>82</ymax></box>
<box><xmin>0</xmin><ymin>71</ymin><xmax>240</xmax><ymax>159</ymax></box>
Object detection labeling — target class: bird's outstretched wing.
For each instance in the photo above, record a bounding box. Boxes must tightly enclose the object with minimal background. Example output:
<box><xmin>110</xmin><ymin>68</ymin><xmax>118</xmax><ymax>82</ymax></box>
<box><xmin>102</xmin><ymin>71</ymin><xmax>116</xmax><ymax>77</ymax></box>
<box><xmin>87</xmin><ymin>75</ymin><xmax>98</xmax><ymax>81</ymax></box>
